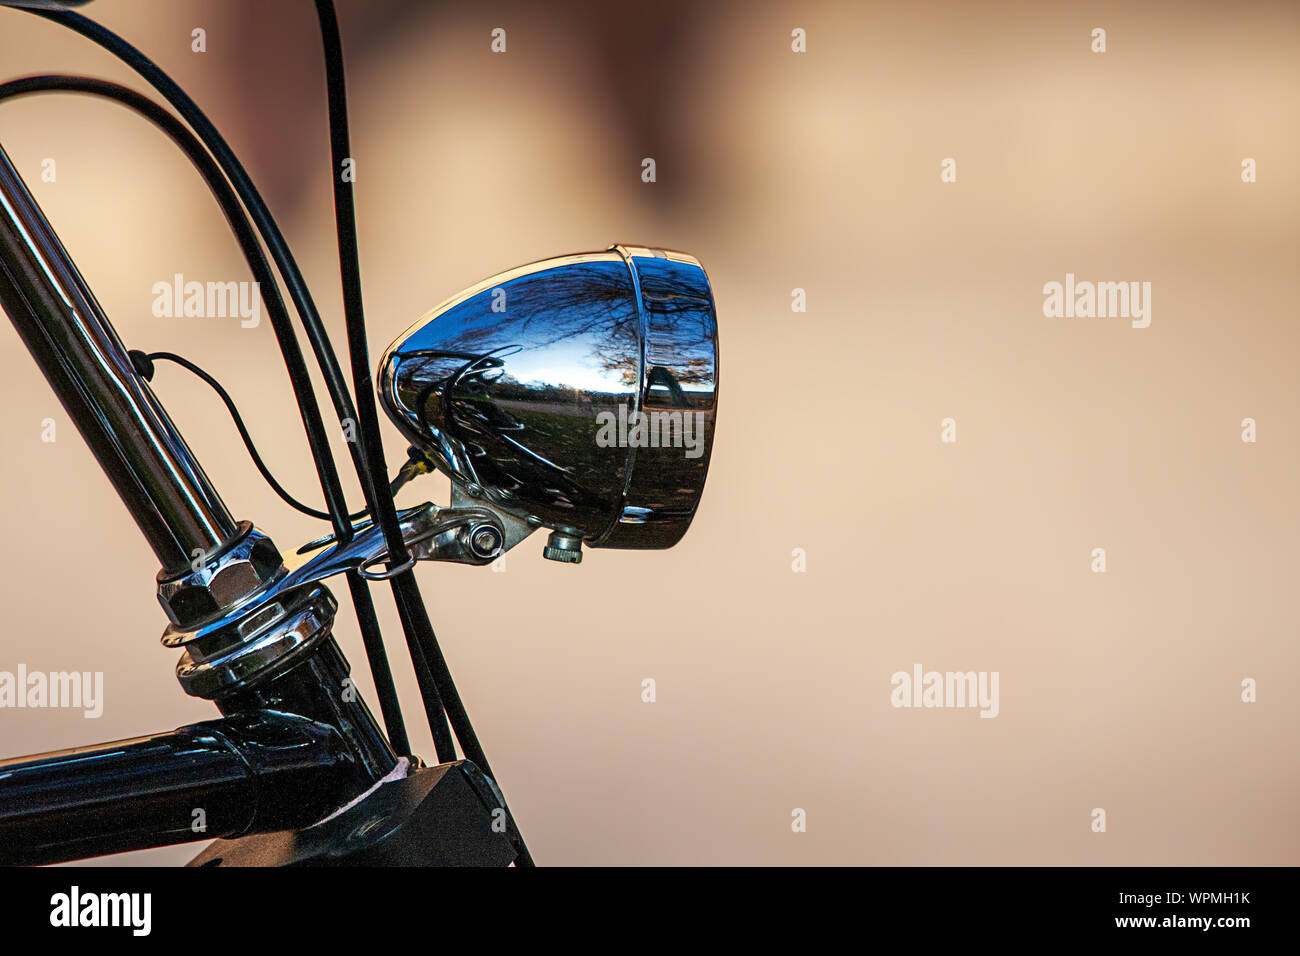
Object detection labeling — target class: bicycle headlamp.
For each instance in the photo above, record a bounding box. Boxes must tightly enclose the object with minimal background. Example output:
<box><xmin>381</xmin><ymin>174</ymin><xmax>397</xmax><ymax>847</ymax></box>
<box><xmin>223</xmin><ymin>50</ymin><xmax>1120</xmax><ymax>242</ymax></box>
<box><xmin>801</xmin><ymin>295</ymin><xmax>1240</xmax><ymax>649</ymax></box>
<box><xmin>377</xmin><ymin>245</ymin><xmax>719</xmax><ymax>560</ymax></box>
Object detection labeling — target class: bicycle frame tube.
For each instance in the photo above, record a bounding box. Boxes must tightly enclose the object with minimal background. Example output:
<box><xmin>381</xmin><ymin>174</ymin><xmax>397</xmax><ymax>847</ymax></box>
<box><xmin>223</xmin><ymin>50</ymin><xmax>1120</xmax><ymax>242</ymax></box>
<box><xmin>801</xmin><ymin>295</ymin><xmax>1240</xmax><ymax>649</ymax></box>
<box><xmin>0</xmin><ymin>711</ymin><xmax>368</xmax><ymax>866</ymax></box>
<box><xmin>0</xmin><ymin>136</ymin><xmax>403</xmax><ymax>862</ymax></box>
<box><xmin>0</xmin><ymin>140</ymin><xmax>238</xmax><ymax>573</ymax></box>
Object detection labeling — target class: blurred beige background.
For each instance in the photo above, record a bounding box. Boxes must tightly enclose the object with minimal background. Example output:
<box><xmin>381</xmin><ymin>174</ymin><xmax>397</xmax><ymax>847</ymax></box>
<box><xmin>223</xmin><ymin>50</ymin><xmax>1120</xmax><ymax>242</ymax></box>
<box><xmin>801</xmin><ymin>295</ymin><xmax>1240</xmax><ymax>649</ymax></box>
<box><xmin>0</xmin><ymin>0</ymin><xmax>1296</xmax><ymax>865</ymax></box>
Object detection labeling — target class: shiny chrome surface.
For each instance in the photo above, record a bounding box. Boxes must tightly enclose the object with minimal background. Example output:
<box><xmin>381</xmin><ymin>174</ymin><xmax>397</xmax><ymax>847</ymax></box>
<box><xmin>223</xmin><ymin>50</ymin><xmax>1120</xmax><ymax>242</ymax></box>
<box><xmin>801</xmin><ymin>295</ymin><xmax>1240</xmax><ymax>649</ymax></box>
<box><xmin>0</xmin><ymin>142</ymin><xmax>238</xmax><ymax>573</ymax></box>
<box><xmin>158</xmin><ymin>503</ymin><xmax>447</xmax><ymax>646</ymax></box>
<box><xmin>174</xmin><ymin>583</ymin><xmax>337</xmax><ymax>699</ymax></box>
<box><xmin>378</xmin><ymin>244</ymin><xmax>719</xmax><ymax>551</ymax></box>
<box><xmin>160</xmin><ymin>502</ymin><xmax>504</xmax><ymax>697</ymax></box>
<box><xmin>156</xmin><ymin>521</ymin><xmax>286</xmax><ymax>627</ymax></box>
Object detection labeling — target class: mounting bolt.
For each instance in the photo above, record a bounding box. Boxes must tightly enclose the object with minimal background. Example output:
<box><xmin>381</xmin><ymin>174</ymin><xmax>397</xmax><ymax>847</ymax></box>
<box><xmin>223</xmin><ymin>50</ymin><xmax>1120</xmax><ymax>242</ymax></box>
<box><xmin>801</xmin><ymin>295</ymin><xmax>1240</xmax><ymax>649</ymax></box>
<box><xmin>468</xmin><ymin>524</ymin><xmax>503</xmax><ymax>560</ymax></box>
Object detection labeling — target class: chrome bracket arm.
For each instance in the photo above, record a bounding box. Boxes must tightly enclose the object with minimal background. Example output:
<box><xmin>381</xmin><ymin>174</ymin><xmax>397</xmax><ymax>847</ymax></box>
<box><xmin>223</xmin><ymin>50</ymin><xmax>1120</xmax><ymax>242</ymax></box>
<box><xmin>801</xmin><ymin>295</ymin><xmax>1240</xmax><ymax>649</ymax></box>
<box><xmin>159</xmin><ymin>502</ymin><xmax>508</xmax><ymax>697</ymax></box>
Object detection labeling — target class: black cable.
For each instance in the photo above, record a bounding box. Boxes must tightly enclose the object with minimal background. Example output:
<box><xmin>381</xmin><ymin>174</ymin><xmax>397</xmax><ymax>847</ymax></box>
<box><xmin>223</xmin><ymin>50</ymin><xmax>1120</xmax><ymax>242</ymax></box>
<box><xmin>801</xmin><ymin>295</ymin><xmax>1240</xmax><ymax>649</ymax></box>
<box><xmin>143</xmin><ymin>352</ymin><xmax>440</xmax><ymax>527</ymax></box>
<box><xmin>137</xmin><ymin>350</ymin><xmax>367</xmax><ymax>523</ymax></box>
<box><xmin>343</xmin><ymin>572</ymin><xmax>412</xmax><ymax>760</ymax></box>
<box><xmin>141</xmin><ymin>357</ymin><xmax>454</xmax><ymax>766</ymax></box>
<box><xmin>16</xmin><ymin>9</ymin><xmax>373</xmax><ymax>533</ymax></box>
<box><xmin>0</xmin><ymin>74</ymin><xmax>411</xmax><ymax>757</ymax></box>
<box><xmin>313</xmin><ymin>0</ymin><xmax>533</xmax><ymax>865</ymax></box>
<box><xmin>0</xmin><ymin>75</ymin><xmax>356</xmax><ymax>531</ymax></box>
<box><xmin>13</xmin><ymin>4</ymin><xmax>460</xmax><ymax>766</ymax></box>
<box><xmin>308</xmin><ymin>1</ymin><xmax>455</xmax><ymax>763</ymax></box>
<box><xmin>392</xmin><ymin>582</ymin><xmax>457</xmax><ymax>762</ymax></box>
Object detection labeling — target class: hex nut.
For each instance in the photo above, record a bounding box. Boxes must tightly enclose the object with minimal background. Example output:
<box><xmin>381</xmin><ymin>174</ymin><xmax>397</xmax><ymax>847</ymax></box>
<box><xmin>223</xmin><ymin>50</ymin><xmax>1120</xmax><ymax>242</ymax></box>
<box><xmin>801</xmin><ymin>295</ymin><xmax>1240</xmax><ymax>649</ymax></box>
<box><xmin>156</xmin><ymin>522</ymin><xmax>286</xmax><ymax>627</ymax></box>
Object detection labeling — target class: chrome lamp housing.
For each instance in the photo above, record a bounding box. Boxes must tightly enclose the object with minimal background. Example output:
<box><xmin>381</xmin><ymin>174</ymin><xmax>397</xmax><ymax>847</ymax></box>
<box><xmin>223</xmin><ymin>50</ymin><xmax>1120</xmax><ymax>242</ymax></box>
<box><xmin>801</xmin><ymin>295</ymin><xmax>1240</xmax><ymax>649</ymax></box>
<box><xmin>377</xmin><ymin>245</ymin><xmax>718</xmax><ymax>562</ymax></box>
